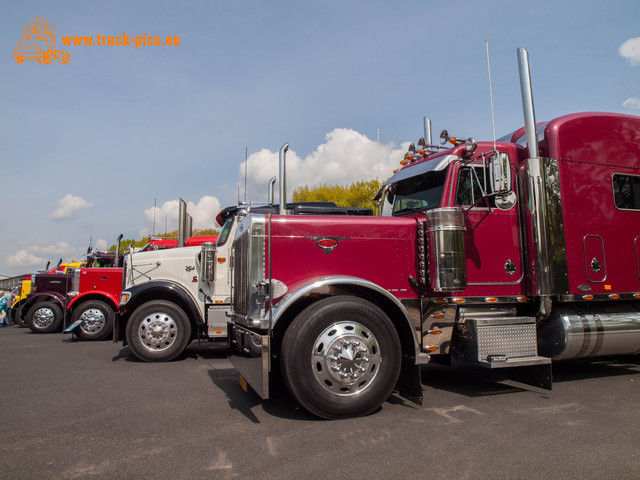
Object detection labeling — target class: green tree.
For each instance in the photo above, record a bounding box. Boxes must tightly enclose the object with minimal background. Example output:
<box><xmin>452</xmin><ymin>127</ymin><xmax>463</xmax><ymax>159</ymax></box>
<box><xmin>292</xmin><ymin>179</ymin><xmax>383</xmax><ymax>212</ymax></box>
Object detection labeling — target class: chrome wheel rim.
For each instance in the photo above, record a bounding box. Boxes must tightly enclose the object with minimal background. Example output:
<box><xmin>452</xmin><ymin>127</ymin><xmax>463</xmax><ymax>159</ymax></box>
<box><xmin>138</xmin><ymin>312</ymin><xmax>177</xmax><ymax>352</ymax></box>
<box><xmin>78</xmin><ymin>308</ymin><xmax>106</xmax><ymax>334</ymax></box>
<box><xmin>312</xmin><ymin>321</ymin><xmax>381</xmax><ymax>396</ymax></box>
<box><xmin>33</xmin><ymin>308</ymin><xmax>55</xmax><ymax>328</ymax></box>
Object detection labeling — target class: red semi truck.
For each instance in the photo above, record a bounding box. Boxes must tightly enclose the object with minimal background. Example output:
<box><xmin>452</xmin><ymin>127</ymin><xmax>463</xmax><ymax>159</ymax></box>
<box><xmin>22</xmin><ymin>242</ymin><xmax>126</xmax><ymax>339</ymax></box>
<box><xmin>23</xmin><ymin>234</ymin><xmax>216</xmax><ymax>339</ymax></box>
<box><xmin>226</xmin><ymin>48</ymin><xmax>640</xmax><ymax>419</ymax></box>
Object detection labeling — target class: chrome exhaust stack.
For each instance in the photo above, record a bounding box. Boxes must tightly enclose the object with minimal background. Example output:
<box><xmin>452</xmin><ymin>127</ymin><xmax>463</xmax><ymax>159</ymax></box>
<box><xmin>278</xmin><ymin>143</ymin><xmax>289</xmax><ymax>215</ymax></box>
<box><xmin>268</xmin><ymin>176</ymin><xmax>276</xmax><ymax>206</ymax></box>
<box><xmin>423</xmin><ymin>116</ymin><xmax>432</xmax><ymax>146</ymax></box>
<box><xmin>517</xmin><ymin>48</ymin><xmax>569</xmax><ymax>318</ymax></box>
<box><xmin>114</xmin><ymin>233</ymin><xmax>123</xmax><ymax>267</ymax></box>
<box><xmin>517</xmin><ymin>47</ymin><xmax>549</xmax><ymax>316</ymax></box>
<box><xmin>178</xmin><ymin>197</ymin><xmax>188</xmax><ymax>247</ymax></box>
<box><xmin>517</xmin><ymin>48</ymin><xmax>539</xmax><ymax>159</ymax></box>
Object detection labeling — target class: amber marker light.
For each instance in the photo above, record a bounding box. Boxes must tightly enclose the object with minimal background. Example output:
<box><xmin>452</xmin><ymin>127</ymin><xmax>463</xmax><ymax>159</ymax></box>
<box><xmin>435</xmin><ymin>298</ymin><xmax>447</xmax><ymax>304</ymax></box>
<box><xmin>517</xmin><ymin>296</ymin><xmax>529</xmax><ymax>302</ymax></box>
<box><xmin>400</xmin><ymin>159</ymin><xmax>408</xmax><ymax>166</ymax></box>
<box><xmin>485</xmin><ymin>297</ymin><xmax>498</xmax><ymax>303</ymax></box>
<box><xmin>453</xmin><ymin>298</ymin><xmax>465</xmax><ymax>304</ymax></box>
<box><xmin>428</xmin><ymin>329</ymin><xmax>442</xmax><ymax>335</ymax></box>
<box><xmin>609</xmin><ymin>294</ymin><xmax>620</xmax><ymax>299</ymax></box>
<box><xmin>582</xmin><ymin>294</ymin><xmax>594</xmax><ymax>300</ymax></box>
<box><xmin>635</xmin><ymin>293</ymin><xmax>640</xmax><ymax>299</ymax></box>
<box><xmin>432</xmin><ymin>313</ymin><xmax>445</xmax><ymax>319</ymax></box>
<box><xmin>217</xmin><ymin>257</ymin><xmax>226</xmax><ymax>264</ymax></box>
<box><xmin>425</xmin><ymin>345</ymin><xmax>439</xmax><ymax>351</ymax></box>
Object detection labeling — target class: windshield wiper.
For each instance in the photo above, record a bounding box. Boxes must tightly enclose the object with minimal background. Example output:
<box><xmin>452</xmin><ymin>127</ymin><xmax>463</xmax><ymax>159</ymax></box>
<box><xmin>393</xmin><ymin>207</ymin><xmax>428</xmax><ymax>216</ymax></box>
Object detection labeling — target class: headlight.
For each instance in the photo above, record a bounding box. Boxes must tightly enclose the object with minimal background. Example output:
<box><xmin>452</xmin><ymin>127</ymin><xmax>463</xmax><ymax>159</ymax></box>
<box><xmin>119</xmin><ymin>291</ymin><xmax>131</xmax><ymax>306</ymax></box>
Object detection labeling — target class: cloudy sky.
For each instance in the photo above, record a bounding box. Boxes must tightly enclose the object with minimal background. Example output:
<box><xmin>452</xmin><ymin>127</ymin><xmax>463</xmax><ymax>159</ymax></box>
<box><xmin>1</xmin><ymin>0</ymin><xmax>639</xmax><ymax>276</ymax></box>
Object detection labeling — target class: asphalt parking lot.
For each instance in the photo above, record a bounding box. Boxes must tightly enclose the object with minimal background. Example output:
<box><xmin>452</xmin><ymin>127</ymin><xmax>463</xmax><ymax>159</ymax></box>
<box><xmin>1</xmin><ymin>324</ymin><xmax>639</xmax><ymax>480</ymax></box>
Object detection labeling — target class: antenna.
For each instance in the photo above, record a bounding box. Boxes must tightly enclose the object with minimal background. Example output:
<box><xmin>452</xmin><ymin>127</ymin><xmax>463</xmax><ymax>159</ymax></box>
<box><xmin>485</xmin><ymin>39</ymin><xmax>497</xmax><ymax>151</ymax></box>
<box><xmin>244</xmin><ymin>146</ymin><xmax>248</xmax><ymax>202</ymax></box>
<box><xmin>152</xmin><ymin>198</ymin><xmax>156</xmax><ymax>236</ymax></box>
<box><xmin>376</xmin><ymin>128</ymin><xmax>380</xmax><ymax>180</ymax></box>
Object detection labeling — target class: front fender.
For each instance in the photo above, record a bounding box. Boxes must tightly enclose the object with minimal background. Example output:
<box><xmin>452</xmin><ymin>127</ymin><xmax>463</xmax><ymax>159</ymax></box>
<box><xmin>270</xmin><ymin>276</ymin><xmax>422</xmax><ymax>360</ymax></box>
<box><xmin>116</xmin><ymin>280</ymin><xmax>204</xmax><ymax>343</ymax></box>
<box><xmin>21</xmin><ymin>293</ymin><xmax>66</xmax><ymax>319</ymax></box>
<box><xmin>67</xmin><ymin>291</ymin><xmax>120</xmax><ymax>312</ymax></box>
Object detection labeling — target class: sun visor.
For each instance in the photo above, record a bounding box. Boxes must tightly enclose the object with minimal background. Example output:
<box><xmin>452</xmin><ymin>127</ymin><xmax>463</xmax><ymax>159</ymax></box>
<box><xmin>374</xmin><ymin>154</ymin><xmax>457</xmax><ymax>201</ymax></box>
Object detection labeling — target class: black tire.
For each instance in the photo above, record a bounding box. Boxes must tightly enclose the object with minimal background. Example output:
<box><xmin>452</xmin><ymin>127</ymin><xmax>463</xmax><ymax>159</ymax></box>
<box><xmin>280</xmin><ymin>296</ymin><xmax>401</xmax><ymax>419</ymax></box>
<box><xmin>71</xmin><ymin>300</ymin><xmax>114</xmax><ymax>341</ymax></box>
<box><xmin>125</xmin><ymin>300</ymin><xmax>192</xmax><ymax>362</ymax></box>
<box><xmin>13</xmin><ymin>307</ymin><xmax>27</xmax><ymax>327</ymax></box>
<box><xmin>26</xmin><ymin>301</ymin><xmax>63</xmax><ymax>334</ymax></box>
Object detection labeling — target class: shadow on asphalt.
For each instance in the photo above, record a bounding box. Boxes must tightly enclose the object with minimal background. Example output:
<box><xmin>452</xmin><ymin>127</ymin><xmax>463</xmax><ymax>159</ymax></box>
<box><xmin>552</xmin><ymin>355</ymin><xmax>640</xmax><ymax>382</ymax></box>
<box><xmin>420</xmin><ymin>355</ymin><xmax>640</xmax><ymax>399</ymax></box>
<box><xmin>111</xmin><ymin>340</ymin><xmax>228</xmax><ymax>362</ymax></box>
<box><xmin>206</xmin><ymin>366</ymin><xmax>321</xmax><ymax>423</ymax></box>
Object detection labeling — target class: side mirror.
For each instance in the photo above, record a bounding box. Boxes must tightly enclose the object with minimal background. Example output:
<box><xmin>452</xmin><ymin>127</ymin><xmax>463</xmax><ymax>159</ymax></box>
<box><xmin>489</xmin><ymin>152</ymin><xmax>511</xmax><ymax>193</ymax></box>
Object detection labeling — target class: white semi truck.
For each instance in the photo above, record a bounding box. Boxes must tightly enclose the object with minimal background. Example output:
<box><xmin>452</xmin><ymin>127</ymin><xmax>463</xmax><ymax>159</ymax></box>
<box><xmin>115</xmin><ymin>198</ymin><xmax>368</xmax><ymax>361</ymax></box>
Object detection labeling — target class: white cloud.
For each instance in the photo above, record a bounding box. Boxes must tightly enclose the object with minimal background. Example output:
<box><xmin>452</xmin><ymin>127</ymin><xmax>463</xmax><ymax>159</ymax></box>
<box><xmin>50</xmin><ymin>194</ymin><xmax>93</xmax><ymax>221</ymax></box>
<box><xmin>95</xmin><ymin>239</ymin><xmax>108</xmax><ymax>251</ymax></box>
<box><xmin>6</xmin><ymin>242</ymin><xmax>87</xmax><ymax>269</ymax></box>
<box><xmin>142</xmin><ymin>195</ymin><xmax>222</xmax><ymax>236</ymax></box>
<box><xmin>238</xmin><ymin>128</ymin><xmax>409</xmax><ymax>203</ymax></box>
<box><xmin>620</xmin><ymin>37</ymin><xmax>640</xmax><ymax>66</ymax></box>
<box><xmin>623</xmin><ymin>97</ymin><xmax>640</xmax><ymax>110</ymax></box>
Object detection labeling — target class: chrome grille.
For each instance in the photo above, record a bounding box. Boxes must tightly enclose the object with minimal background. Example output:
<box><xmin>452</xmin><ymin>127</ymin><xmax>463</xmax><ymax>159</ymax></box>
<box><xmin>231</xmin><ymin>214</ymin><xmax>267</xmax><ymax>327</ymax></box>
<box><xmin>232</xmin><ymin>221</ymin><xmax>250</xmax><ymax>318</ymax></box>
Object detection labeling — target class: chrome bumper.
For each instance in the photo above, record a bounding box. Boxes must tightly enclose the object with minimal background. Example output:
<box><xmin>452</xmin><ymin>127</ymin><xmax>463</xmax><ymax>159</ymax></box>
<box><xmin>227</xmin><ymin>323</ymin><xmax>270</xmax><ymax>399</ymax></box>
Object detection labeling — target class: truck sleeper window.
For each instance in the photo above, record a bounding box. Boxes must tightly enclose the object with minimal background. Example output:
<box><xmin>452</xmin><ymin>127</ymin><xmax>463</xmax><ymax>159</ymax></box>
<box><xmin>613</xmin><ymin>174</ymin><xmax>640</xmax><ymax>210</ymax></box>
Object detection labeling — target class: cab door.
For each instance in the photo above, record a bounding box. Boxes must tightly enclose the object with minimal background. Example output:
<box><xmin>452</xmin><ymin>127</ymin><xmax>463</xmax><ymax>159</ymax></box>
<box><xmin>449</xmin><ymin>160</ymin><xmax>524</xmax><ymax>296</ymax></box>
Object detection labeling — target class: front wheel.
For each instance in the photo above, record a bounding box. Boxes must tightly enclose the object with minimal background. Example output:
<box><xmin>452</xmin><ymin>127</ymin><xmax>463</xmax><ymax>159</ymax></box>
<box><xmin>280</xmin><ymin>296</ymin><xmax>401</xmax><ymax>419</ymax></box>
<box><xmin>26</xmin><ymin>301</ymin><xmax>63</xmax><ymax>333</ymax></box>
<box><xmin>71</xmin><ymin>300</ymin><xmax>114</xmax><ymax>341</ymax></box>
<box><xmin>125</xmin><ymin>300</ymin><xmax>192</xmax><ymax>362</ymax></box>
<box><xmin>38</xmin><ymin>52</ymin><xmax>53</xmax><ymax>64</ymax></box>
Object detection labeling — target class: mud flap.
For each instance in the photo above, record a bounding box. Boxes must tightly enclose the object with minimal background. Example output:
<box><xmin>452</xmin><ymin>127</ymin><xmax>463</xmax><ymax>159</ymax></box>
<box><xmin>395</xmin><ymin>356</ymin><xmax>423</xmax><ymax>405</ymax></box>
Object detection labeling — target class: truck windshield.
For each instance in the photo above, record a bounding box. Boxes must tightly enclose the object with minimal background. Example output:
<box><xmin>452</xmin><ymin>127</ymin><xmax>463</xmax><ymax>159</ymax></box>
<box><xmin>217</xmin><ymin>217</ymin><xmax>234</xmax><ymax>247</ymax></box>
<box><xmin>384</xmin><ymin>170</ymin><xmax>446</xmax><ymax>216</ymax></box>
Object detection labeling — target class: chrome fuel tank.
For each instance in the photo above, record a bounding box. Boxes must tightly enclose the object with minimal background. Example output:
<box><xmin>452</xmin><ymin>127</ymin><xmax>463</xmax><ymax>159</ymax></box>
<box><xmin>538</xmin><ymin>303</ymin><xmax>640</xmax><ymax>360</ymax></box>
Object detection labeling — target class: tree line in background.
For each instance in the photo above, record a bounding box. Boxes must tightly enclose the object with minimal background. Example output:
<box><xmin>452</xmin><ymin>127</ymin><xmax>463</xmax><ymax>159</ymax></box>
<box><xmin>107</xmin><ymin>179</ymin><xmax>384</xmax><ymax>252</ymax></box>
<box><xmin>292</xmin><ymin>179</ymin><xmax>383</xmax><ymax>211</ymax></box>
